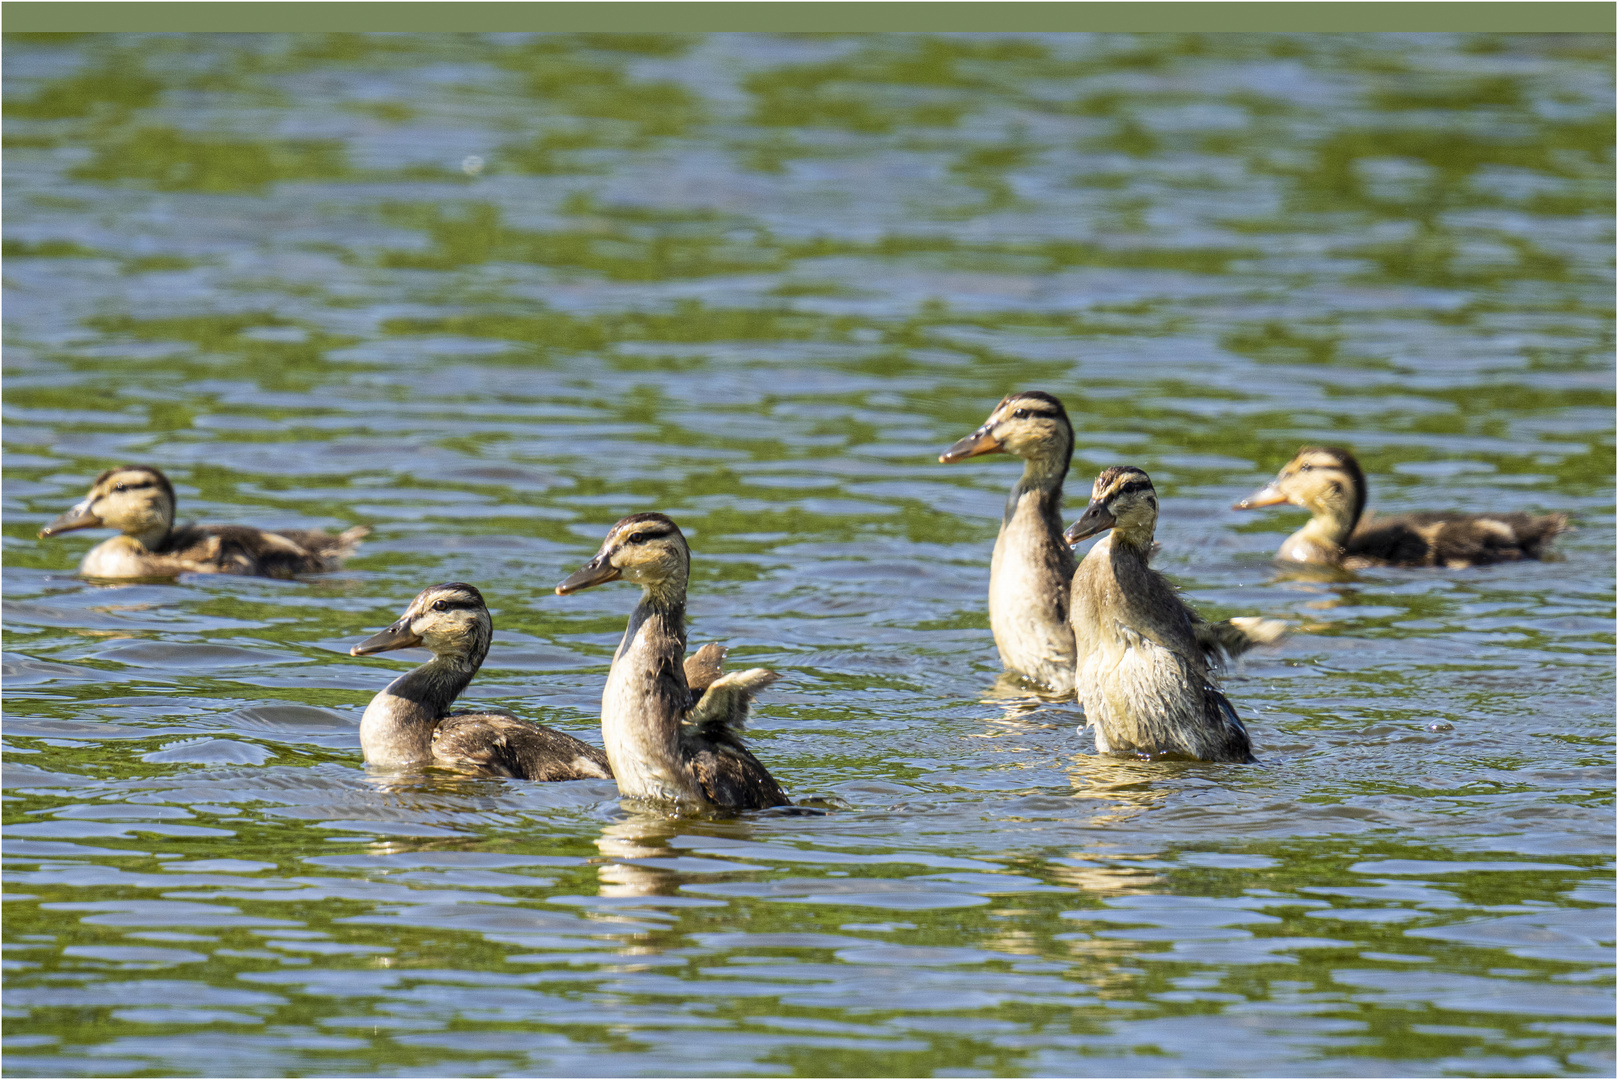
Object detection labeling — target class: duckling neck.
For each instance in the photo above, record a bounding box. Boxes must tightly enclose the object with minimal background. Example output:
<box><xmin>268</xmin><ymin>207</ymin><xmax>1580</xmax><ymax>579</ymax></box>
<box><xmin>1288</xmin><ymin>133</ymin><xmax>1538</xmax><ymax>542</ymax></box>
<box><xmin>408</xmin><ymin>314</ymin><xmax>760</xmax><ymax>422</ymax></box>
<box><xmin>1006</xmin><ymin>454</ymin><xmax>1067</xmax><ymax>519</ymax></box>
<box><xmin>127</xmin><ymin>522</ymin><xmax>171</xmax><ymax>551</ymax></box>
<box><xmin>1108</xmin><ymin>523</ymin><xmax>1157</xmax><ymax>563</ymax></box>
<box><xmin>601</xmin><ymin>587</ymin><xmax>704</xmax><ymax>804</ymax></box>
<box><xmin>1295</xmin><ymin>500</ymin><xmax>1359</xmax><ymax>556</ymax></box>
<box><xmin>359</xmin><ymin>655</ymin><xmax>476</xmax><ymax>769</ymax></box>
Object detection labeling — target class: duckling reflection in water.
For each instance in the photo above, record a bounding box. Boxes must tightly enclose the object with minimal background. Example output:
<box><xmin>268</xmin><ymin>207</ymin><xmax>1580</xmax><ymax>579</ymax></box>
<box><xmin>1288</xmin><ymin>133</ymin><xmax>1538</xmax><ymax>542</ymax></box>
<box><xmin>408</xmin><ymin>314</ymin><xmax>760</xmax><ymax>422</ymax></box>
<box><xmin>351</xmin><ymin>582</ymin><xmax>612</xmax><ymax>781</ymax></box>
<box><xmin>555</xmin><ymin>513</ymin><xmax>790</xmax><ymax>811</ymax></box>
<box><xmin>40</xmin><ymin>465</ymin><xmax>368</xmax><ymax>579</ymax></box>
<box><xmin>1065</xmin><ymin>467</ymin><xmax>1257</xmax><ymax>764</ymax></box>
<box><xmin>940</xmin><ymin>392</ymin><xmax>1283</xmax><ymax>694</ymax></box>
<box><xmin>1235</xmin><ymin>446</ymin><xmax>1568</xmax><ymax>569</ymax></box>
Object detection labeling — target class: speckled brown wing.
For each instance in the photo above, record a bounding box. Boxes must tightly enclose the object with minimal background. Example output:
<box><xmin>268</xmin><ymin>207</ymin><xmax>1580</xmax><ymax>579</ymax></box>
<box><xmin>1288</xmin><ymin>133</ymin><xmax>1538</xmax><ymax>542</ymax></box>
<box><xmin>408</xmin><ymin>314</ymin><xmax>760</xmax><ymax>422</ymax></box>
<box><xmin>683</xmin><ymin>642</ymin><xmax>727</xmax><ymax>695</ymax></box>
<box><xmin>687</xmin><ymin>742</ymin><xmax>791</xmax><ymax>809</ymax></box>
<box><xmin>1348</xmin><ymin>512</ymin><xmax>1566</xmax><ymax>568</ymax></box>
<box><xmin>159</xmin><ymin>524</ymin><xmax>367</xmax><ymax>578</ymax></box>
<box><xmin>432</xmin><ymin>712</ymin><xmax>613</xmax><ymax>781</ymax></box>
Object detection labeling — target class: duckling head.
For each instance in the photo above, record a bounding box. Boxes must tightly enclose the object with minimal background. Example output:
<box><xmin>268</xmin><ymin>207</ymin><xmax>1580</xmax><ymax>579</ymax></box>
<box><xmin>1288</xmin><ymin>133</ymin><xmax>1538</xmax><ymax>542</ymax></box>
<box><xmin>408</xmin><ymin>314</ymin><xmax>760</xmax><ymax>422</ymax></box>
<box><xmin>1234</xmin><ymin>447</ymin><xmax>1366</xmax><ymax>528</ymax></box>
<box><xmin>939</xmin><ymin>391</ymin><xmax>1073</xmax><ymax>477</ymax></box>
<box><xmin>351</xmin><ymin>582</ymin><xmax>492</xmax><ymax>669</ymax></box>
<box><xmin>40</xmin><ymin>466</ymin><xmax>175</xmax><ymax>548</ymax></box>
<box><xmin>555</xmin><ymin>513</ymin><xmax>690</xmax><ymax>600</ymax></box>
<box><xmin>1064</xmin><ymin>466</ymin><xmax>1158</xmax><ymax>548</ymax></box>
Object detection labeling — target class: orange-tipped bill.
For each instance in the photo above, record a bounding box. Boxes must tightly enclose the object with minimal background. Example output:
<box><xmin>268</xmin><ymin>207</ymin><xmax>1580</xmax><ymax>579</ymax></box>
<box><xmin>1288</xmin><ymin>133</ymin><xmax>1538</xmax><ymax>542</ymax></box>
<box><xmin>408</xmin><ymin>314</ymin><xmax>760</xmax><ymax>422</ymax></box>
<box><xmin>1233</xmin><ymin>481</ymin><xmax>1290</xmax><ymax>511</ymax></box>
<box><xmin>1063</xmin><ymin>501</ymin><xmax>1116</xmax><ymax>545</ymax></box>
<box><xmin>351</xmin><ymin>619</ymin><xmax>422</xmax><ymax>656</ymax></box>
<box><xmin>555</xmin><ymin>556</ymin><xmax>621</xmax><ymax>595</ymax></box>
<box><xmin>40</xmin><ymin>499</ymin><xmax>101</xmax><ymax>538</ymax></box>
<box><xmin>939</xmin><ymin>425</ymin><xmax>1003</xmax><ymax>464</ymax></box>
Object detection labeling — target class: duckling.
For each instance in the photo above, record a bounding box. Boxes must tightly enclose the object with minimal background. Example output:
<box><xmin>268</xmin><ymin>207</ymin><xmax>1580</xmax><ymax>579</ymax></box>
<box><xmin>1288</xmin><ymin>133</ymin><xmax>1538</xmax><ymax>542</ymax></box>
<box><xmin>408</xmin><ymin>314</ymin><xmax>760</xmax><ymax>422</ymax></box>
<box><xmin>941</xmin><ymin>393</ymin><xmax>1284</xmax><ymax>693</ymax></box>
<box><xmin>1234</xmin><ymin>447</ymin><xmax>1568</xmax><ymax>569</ymax></box>
<box><xmin>555</xmin><ymin>513</ymin><xmax>789</xmax><ymax>811</ymax></box>
<box><xmin>1064</xmin><ymin>467</ymin><xmax>1256</xmax><ymax>764</ymax></box>
<box><xmin>351</xmin><ymin>582</ymin><xmax>612</xmax><ymax>781</ymax></box>
<box><xmin>39</xmin><ymin>465</ymin><xmax>368</xmax><ymax>579</ymax></box>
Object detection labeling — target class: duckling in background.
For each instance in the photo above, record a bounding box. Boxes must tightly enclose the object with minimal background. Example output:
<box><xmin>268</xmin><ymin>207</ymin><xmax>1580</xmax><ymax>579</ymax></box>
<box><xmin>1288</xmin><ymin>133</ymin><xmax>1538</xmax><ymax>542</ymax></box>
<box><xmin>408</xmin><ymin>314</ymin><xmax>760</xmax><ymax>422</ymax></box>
<box><xmin>40</xmin><ymin>465</ymin><xmax>368</xmax><ymax>579</ymax></box>
<box><xmin>555</xmin><ymin>513</ymin><xmax>790</xmax><ymax>811</ymax></box>
<box><xmin>1065</xmin><ymin>467</ymin><xmax>1257</xmax><ymax>764</ymax></box>
<box><xmin>351</xmin><ymin>582</ymin><xmax>612</xmax><ymax>781</ymax></box>
<box><xmin>1234</xmin><ymin>447</ymin><xmax>1568</xmax><ymax>569</ymax></box>
<box><xmin>941</xmin><ymin>393</ymin><xmax>1284</xmax><ymax>693</ymax></box>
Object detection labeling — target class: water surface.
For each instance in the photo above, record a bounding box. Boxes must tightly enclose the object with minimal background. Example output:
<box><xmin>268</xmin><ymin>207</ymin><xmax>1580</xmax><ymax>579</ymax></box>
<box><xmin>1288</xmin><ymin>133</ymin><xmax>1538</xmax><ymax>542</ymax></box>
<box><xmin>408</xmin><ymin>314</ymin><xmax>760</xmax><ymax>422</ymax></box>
<box><xmin>3</xmin><ymin>32</ymin><xmax>1614</xmax><ymax>1077</ymax></box>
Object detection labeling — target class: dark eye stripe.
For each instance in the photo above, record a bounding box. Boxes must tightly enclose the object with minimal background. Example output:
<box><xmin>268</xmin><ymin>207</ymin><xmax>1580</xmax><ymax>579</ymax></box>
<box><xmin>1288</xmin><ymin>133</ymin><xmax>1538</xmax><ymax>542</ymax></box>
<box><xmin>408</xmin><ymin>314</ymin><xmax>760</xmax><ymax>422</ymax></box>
<box><xmin>430</xmin><ymin>598</ymin><xmax>481</xmax><ymax>611</ymax></box>
<box><xmin>111</xmin><ymin>481</ymin><xmax>158</xmax><ymax>492</ymax></box>
<box><xmin>1112</xmin><ymin>480</ymin><xmax>1152</xmax><ymax>497</ymax></box>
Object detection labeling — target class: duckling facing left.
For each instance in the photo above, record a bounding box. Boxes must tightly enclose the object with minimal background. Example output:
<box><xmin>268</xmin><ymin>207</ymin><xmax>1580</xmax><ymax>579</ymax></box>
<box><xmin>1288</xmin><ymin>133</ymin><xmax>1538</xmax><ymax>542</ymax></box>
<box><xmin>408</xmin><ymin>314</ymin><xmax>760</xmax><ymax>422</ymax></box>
<box><xmin>1065</xmin><ymin>467</ymin><xmax>1256</xmax><ymax>764</ymax></box>
<box><xmin>352</xmin><ymin>582</ymin><xmax>612</xmax><ymax>781</ymax></box>
<box><xmin>940</xmin><ymin>392</ymin><xmax>1284</xmax><ymax>695</ymax></box>
<box><xmin>40</xmin><ymin>465</ymin><xmax>368</xmax><ymax>579</ymax></box>
<box><xmin>555</xmin><ymin>513</ymin><xmax>790</xmax><ymax>811</ymax></box>
<box><xmin>1235</xmin><ymin>446</ymin><xmax>1568</xmax><ymax>569</ymax></box>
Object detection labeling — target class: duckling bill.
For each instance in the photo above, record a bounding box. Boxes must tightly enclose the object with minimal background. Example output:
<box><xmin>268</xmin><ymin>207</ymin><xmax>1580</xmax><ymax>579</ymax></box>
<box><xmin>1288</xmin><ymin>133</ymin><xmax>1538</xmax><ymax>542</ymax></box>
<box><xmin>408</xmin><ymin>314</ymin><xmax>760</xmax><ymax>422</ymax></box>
<box><xmin>41</xmin><ymin>465</ymin><xmax>368</xmax><ymax>579</ymax></box>
<box><xmin>352</xmin><ymin>582</ymin><xmax>612</xmax><ymax>781</ymax></box>
<box><xmin>1235</xmin><ymin>447</ymin><xmax>1568</xmax><ymax>569</ymax></box>
<box><xmin>1065</xmin><ymin>467</ymin><xmax>1257</xmax><ymax>764</ymax></box>
<box><xmin>555</xmin><ymin>513</ymin><xmax>790</xmax><ymax>811</ymax></box>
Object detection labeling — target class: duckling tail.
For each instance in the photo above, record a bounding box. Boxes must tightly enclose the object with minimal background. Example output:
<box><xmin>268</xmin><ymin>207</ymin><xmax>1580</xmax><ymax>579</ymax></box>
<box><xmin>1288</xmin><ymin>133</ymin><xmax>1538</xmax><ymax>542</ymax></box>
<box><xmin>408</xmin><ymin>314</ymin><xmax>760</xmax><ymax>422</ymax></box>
<box><xmin>1518</xmin><ymin>512</ymin><xmax>1570</xmax><ymax>556</ymax></box>
<box><xmin>332</xmin><ymin>524</ymin><xmax>372</xmax><ymax>557</ymax></box>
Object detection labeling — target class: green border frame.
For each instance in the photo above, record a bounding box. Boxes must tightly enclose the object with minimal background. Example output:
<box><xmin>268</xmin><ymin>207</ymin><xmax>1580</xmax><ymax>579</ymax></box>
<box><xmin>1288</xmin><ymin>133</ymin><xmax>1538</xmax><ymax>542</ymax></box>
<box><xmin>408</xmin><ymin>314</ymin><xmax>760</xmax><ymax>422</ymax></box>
<box><xmin>4</xmin><ymin>1</ymin><xmax>1614</xmax><ymax>34</ymax></box>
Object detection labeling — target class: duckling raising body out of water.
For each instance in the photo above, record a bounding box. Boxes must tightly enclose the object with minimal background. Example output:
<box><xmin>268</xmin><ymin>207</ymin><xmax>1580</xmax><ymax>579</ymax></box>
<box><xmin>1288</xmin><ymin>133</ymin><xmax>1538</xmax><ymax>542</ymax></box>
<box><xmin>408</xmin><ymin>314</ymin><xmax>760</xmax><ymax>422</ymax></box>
<box><xmin>555</xmin><ymin>513</ymin><xmax>790</xmax><ymax>811</ymax></box>
<box><xmin>940</xmin><ymin>392</ymin><xmax>1079</xmax><ymax>692</ymax></box>
<box><xmin>941</xmin><ymin>393</ymin><xmax>1283</xmax><ymax>694</ymax></box>
<box><xmin>40</xmin><ymin>465</ymin><xmax>368</xmax><ymax>579</ymax></box>
<box><xmin>352</xmin><ymin>583</ymin><xmax>612</xmax><ymax>781</ymax></box>
<box><xmin>1065</xmin><ymin>467</ymin><xmax>1256</xmax><ymax>764</ymax></box>
<box><xmin>1235</xmin><ymin>447</ymin><xmax>1568</xmax><ymax>569</ymax></box>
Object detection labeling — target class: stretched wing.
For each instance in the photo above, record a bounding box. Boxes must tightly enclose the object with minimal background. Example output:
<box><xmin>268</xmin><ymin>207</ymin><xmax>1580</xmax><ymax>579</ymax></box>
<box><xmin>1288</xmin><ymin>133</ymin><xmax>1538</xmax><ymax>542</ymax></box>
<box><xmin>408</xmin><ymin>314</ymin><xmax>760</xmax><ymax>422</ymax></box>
<box><xmin>1193</xmin><ymin>615</ymin><xmax>1287</xmax><ymax>665</ymax></box>
<box><xmin>684</xmin><ymin>642</ymin><xmax>728</xmax><ymax>696</ymax></box>
<box><xmin>433</xmin><ymin>712</ymin><xmax>612</xmax><ymax>781</ymax></box>
<box><xmin>687</xmin><ymin>669</ymin><xmax>780</xmax><ymax>747</ymax></box>
<box><xmin>677</xmin><ymin>649</ymin><xmax>789</xmax><ymax>809</ymax></box>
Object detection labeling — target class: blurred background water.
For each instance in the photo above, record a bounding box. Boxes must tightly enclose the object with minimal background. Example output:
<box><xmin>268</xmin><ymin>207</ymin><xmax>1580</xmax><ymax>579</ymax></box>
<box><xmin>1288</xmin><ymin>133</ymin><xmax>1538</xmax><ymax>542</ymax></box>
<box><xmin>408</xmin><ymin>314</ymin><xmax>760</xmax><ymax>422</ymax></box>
<box><xmin>2</xmin><ymin>31</ymin><xmax>1613</xmax><ymax>1077</ymax></box>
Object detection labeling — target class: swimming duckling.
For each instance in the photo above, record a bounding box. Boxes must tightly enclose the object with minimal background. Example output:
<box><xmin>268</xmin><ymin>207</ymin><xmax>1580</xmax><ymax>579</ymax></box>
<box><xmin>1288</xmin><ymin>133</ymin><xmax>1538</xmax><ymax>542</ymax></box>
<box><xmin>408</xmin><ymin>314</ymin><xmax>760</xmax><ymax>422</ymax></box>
<box><xmin>1234</xmin><ymin>447</ymin><xmax>1568</xmax><ymax>569</ymax></box>
<box><xmin>40</xmin><ymin>465</ymin><xmax>368</xmax><ymax>579</ymax></box>
<box><xmin>941</xmin><ymin>393</ymin><xmax>1283</xmax><ymax>693</ymax></box>
<box><xmin>1065</xmin><ymin>467</ymin><xmax>1256</xmax><ymax>764</ymax></box>
<box><xmin>555</xmin><ymin>513</ymin><xmax>789</xmax><ymax>811</ymax></box>
<box><xmin>351</xmin><ymin>582</ymin><xmax>612</xmax><ymax>781</ymax></box>
<box><xmin>940</xmin><ymin>391</ymin><xmax>1078</xmax><ymax>692</ymax></box>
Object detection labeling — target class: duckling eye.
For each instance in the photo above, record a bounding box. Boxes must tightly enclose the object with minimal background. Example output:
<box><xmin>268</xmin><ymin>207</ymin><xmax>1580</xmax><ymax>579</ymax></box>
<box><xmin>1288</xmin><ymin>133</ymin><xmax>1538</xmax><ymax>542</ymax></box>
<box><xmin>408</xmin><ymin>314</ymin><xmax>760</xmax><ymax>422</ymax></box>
<box><xmin>627</xmin><ymin>532</ymin><xmax>646</xmax><ymax>545</ymax></box>
<box><xmin>113</xmin><ymin>483</ymin><xmax>127</xmax><ymax>492</ymax></box>
<box><xmin>1012</xmin><ymin>409</ymin><xmax>1029</xmax><ymax>419</ymax></box>
<box><xmin>431</xmin><ymin>599</ymin><xmax>449</xmax><ymax>612</ymax></box>
<box><xmin>1299</xmin><ymin>464</ymin><xmax>1313</xmax><ymax>472</ymax></box>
